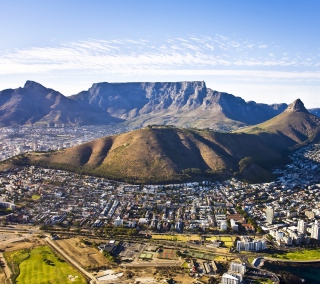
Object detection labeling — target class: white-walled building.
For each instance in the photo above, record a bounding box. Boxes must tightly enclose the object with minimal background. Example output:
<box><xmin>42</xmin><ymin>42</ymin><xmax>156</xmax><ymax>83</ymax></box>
<box><xmin>266</xmin><ymin>206</ymin><xmax>274</xmax><ymax>224</ymax></box>
<box><xmin>221</xmin><ymin>272</ymin><xmax>243</xmax><ymax>284</ymax></box>
<box><xmin>230</xmin><ymin>262</ymin><xmax>246</xmax><ymax>275</ymax></box>
<box><xmin>237</xmin><ymin>237</ymin><xmax>266</xmax><ymax>251</ymax></box>
<box><xmin>297</xmin><ymin>219</ymin><xmax>307</xmax><ymax>234</ymax></box>
<box><xmin>311</xmin><ymin>221</ymin><xmax>320</xmax><ymax>240</ymax></box>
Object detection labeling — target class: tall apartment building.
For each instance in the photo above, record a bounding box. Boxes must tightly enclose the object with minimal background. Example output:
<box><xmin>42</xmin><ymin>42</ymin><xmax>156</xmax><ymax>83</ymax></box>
<box><xmin>266</xmin><ymin>206</ymin><xmax>274</xmax><ymax>224</ymax></box>
<box><xmin>297</xmin><ymin>219</ymin><xmax>307</xmax><ymax>234</ymax></box>
<box><xmin>229</xmin><ymin>262</ymin><xmax>246</xmax><ymax>275</ymax></box>
<box><xmin>236</xmin><ymin>237</ymin><xmax>266</xmax><ymax>251</ymax></box>
<box><xmin>221</xmin><ymin>273</ymin><xmax>243</xmax><ymax>284</ymax></box>
<box><xmin>311</xmin><ymin>221</ymin><xmax>320</xmax><ymax>240</ymax></box>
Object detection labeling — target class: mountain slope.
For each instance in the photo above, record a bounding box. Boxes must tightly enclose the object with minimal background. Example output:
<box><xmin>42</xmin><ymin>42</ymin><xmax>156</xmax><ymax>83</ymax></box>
<box><xmin>16</xmin><ymin>98</ymin><xmax>320</xmax><ymax>184</ymax></box>
<box><xmin>239</xmin><ymin>99</ymin><xmax>320</xmax><ymax>146</ymax></box>
<box><xmin>0</xmin><ymin>81</ymin><xmax>119</xmax><ymax>126</ymax></box>
<box><xmin>71</xmin><ymin>81</ymin><xmax>288</xmax><ymax>130</ymax></box>
<box><xmin>23</xmin><ymin>126</ymin><xmax>287</xmax><ymax>184</ymax></box>
<box><xmin>2</xmin><ymin>81</ymin><xmax>318</xmax><ymax>132</ymax></box>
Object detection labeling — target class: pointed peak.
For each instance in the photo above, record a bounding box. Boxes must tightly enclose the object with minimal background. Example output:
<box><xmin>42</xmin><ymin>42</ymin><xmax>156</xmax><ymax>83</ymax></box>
<box><xmin>23</xmin><ymin>80</ymin><xmax>45</xmax><ymax>90</ymax></box>
<box><xmin>285</xmin><ymin>99</ymin><xmax>309</xmax><ymax>113</ymax></box>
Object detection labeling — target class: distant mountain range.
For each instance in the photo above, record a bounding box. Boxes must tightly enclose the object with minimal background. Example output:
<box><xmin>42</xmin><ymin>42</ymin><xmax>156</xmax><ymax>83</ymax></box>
<box><xmin>13</xmin><ymin>98</ymin><xmax>320</xmax><ymax>184</ymax></box>
<box><xmin>1</xmin><ymin>80</ymin><xmax>314</xmax><ymax>130</ymax></box>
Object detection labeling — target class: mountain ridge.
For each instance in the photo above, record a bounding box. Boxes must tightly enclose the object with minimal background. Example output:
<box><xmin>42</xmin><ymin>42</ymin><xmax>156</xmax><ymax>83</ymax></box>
<box><xmin>0</xmin><ymin>80</ymin><xmax>296</xmax><ymax>130</ymax></box>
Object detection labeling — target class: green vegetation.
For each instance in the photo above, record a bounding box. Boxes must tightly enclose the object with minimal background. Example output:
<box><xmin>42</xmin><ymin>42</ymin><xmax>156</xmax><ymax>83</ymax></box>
<box><xmin>247</xmin><ymin>256</ymin><xmax>255</xmax><ymax>264</ymax></box>
<box><xmin>236</xmin><ymin>206</ymin><xmax>264</xmax><ymax>234</ymax></box>
<box><xmin>250</xmin><ymin>279</ymin><xmax>274</xmax><ymax>284</ymax></box>
<box><xmin>152</xmin><ymin>234</ymin><xmax>200</xmax><ymax>242</ymax></box>
<box><xmin>5</xmin><ymin>246</ymin><xmax>86</xmax><ymax>284</ymax></box>
<box><xmin>182</xmin><ymin>261</ymin><xmax>189</xmax><ymax>268</ymax></box>
<box><xmin>139</xmin><ymin>252</ymin><xmax>153</xmax><ymax>260</ymax></box>
<box><xmin>273</xmin><ymin>249</ymin><xmax>320</xmax><ymax>261</ymax></box>
<box><xmin>31</xmin><ymin>194</ymin><xmax>41</xmax><ymax>200</ymax></box>
<box><xmin>103</xmin><ymin>251</ymin><xmax>115</xmax><ymax>262</ymax></box>
<box><xmin>5</xmin><ymin>249</ymin><xmax>30</xmax><ymax>283</ymax></box>
<box><xmin>18</xmin><ymin>126</ymin><xmax>290</xmax><ymax>184</ymax></box>
<box><xmin>185</xmin><ymin>250</ymin><xmax>216</xmax><ymax>261</ymax></box>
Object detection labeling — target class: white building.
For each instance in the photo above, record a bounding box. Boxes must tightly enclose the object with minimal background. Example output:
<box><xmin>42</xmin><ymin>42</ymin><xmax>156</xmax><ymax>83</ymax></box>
<box><xmin>221</xmin><ymin>272</ymin><xmax>243</xmax><ymax>284</ymax></box>
<box><xmin>114</xmin><ymin>216</ymin><xmax>123</xmax><ymax>227</ymax></box>
<box><xmin>311</xmin><ymin>221</ymin><xmax>320</xmax><ymax>240</ymax></box>
<box><xmin>237</xmin><ymin>237</ymin><xmax>266</xmax><ymax>251</ymax></box>
<box><xmin>230</xmin><ymin>219</ymin><xmax>239</xmax><ymax>231</ymax></box>
<box><xmin>230</xmin><ymin>262</ymin><xmax>246</xmax><ymax>275</ymax></box>
<box><xmin>297</xmin><ymin>219</ymin><xmax>307</xmax><ymax>234</ymax></box>
<box><xmin>266</xmin><ymin>206</ymin><xmax>274</xmax><ymax>224</ymax></box>
<box><xmin>220</xmin><ymin>220</ymin><xmax>228</xmax><ymax>231</ymax></box>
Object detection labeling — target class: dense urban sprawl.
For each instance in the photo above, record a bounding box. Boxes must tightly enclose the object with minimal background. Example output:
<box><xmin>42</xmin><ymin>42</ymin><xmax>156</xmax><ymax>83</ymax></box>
<box><xmin>1</xmin><ymin>135</ymin><xmax>320</xmax><ymax>250</ymax></box>
<box><xmin>1</xmin><ymin>128</ymin><xmax>320</xmax><ymax>283</ymax></box>
<box><xmin>0</xmin><ymin>125</ymin><xmax>133</xmax><ymax>161</ymax></box>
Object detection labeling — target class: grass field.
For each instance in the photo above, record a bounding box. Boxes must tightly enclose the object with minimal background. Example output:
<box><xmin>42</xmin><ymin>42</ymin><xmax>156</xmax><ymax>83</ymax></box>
<box><xmin>31</xmin><ymin>194</ymin><xmax>41</xmax><ymax>200</ymax></box>
<box><xmin>213</xmin><ymin>255</ymin><xmax>234</xmax><ymax>262</ymax></box>
<box><xmin>139</xmin><ymin>252</ymin><xmax>153</xmax><ymax>260</ymax></box>
<box><xmin>274</xmin><ymin>249</ymin><xmax>320</xmax><ymax>261</ymax></box>
<box><xmin>152</xmin><ymin>234</ymin><xmax>200</xmax><ymax>242</ymax></box>
<box><xmin>205</xmin><ymin>236</ymin><xmax>234</xmax><ymax>247</ymax></box>
<box><xmin>224</xmin><ymin>241</ymin><xmax>234</xmax><ymax>247</ymax></box>
<box><xmin>5</xmin><ymin>246</ymin><xmax>86</xmax><ymax>284</ymax></box>
<box><xmin>186</xmin><ymin>251</ymin><xmax>216</xmax><ymax>261</ymax></box>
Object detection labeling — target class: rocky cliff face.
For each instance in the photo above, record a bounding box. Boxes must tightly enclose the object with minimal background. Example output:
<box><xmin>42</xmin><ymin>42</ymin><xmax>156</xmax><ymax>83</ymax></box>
<box><xmin>285</xmin><ymin>98</ymin><xmax>309</xmax><ymax>113</ymax></box>
<box><xmin>72</xmin><ymin>81</ymin><xmax>208</xmax><ymax>115</ymax></box>
<box><xmin>0</xmin><ymin>80</ymin><xmax>299</xmax><ymax>129</ymax></box>
<box><xmin>71</xmin><ymin>81</ymin><xmax>288</xmax><ymax>129</ymax></box>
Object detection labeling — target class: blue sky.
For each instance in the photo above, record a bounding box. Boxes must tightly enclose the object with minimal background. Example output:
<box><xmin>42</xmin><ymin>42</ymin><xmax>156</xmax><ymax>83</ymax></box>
<box><xmin>1</xmin><ymin>0</ymin><xmax>320</xmax><ymax>107</ymax></box>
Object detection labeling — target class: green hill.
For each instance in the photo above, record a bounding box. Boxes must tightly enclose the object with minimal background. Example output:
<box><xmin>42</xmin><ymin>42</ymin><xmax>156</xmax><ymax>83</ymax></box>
<box><xmin>10</xmin><ymin>99</ymin><xmax>320</xmax><ymax>184</ymax></box>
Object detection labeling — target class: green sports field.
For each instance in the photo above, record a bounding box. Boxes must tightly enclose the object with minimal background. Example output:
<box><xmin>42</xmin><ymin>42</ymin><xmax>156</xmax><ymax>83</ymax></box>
<box><xmin>139</xmin><ymin>252</ymin><xmax>153</xmax><ymax>260</ymax></box>
<box><xmin>205</xmin><ymin>236</ymin><xmax>235</xmax><ymax>247</ymax></box>
<box><xmin>6</xmin><ymin>246</ymin><xmax>86</xmax><ymax>284</ymax></box>
<box><xmin>152</xmin><ymin>234</ymin><xmax>200</xmax><ymax>242</ymax></box>
<box><xmin>274</xmin><ymin>249</ymin><xmax>320</xmax><ymax>261</ymax></box>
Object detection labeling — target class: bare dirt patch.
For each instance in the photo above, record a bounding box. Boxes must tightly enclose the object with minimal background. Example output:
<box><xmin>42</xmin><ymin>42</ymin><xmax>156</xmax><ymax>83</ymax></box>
<box><xmin>0</xmin><ymin>236</ymin><xmax>45</xmax><ymax>252</ymax></box>
<box><xmin>56</xmin><ymin>237</ymin><xmax>107</xmax><ymax>268</ymax></box>
<box><xmin>0</xmin><ymin>270</ymin><xmax>5</xmax><ymax>284</ymax></box>
<box><xmin>125</xmin><ymin>267</ymin><xmax>195</xmax><ymax>284</ymax></box>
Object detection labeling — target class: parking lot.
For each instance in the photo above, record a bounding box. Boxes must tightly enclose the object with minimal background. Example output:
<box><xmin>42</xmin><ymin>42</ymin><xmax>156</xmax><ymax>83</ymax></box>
<box><xmin>117</xmin><ymin>242</ymin><xmax>145</xmax><ymax>261</ymax></box>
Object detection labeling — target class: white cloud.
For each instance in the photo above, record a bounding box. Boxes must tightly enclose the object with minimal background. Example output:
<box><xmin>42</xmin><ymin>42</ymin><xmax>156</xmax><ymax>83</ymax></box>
<box><xmin>0</xmin><ymin>36</ymin><xmax>319</xmax><ymax>81</ymax></box>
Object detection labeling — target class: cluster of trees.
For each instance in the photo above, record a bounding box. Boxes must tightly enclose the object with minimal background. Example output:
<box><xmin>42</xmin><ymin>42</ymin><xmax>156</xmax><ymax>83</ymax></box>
<box><xmin>236</xmin><ymin>206</ymin><xmax>264</xmax><ymax>234</ymax></box>
<box><xmin>104</xmin><ymin>226</ymin><xmax>138</xmax><ymax>237</ymax></box>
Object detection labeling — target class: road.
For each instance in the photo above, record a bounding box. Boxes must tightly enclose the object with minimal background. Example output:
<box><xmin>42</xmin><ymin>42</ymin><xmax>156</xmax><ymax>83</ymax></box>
<box><xmin>45</xmin><ymin>237</ymin><xmax>98</xmax><ymax>284</ymax></box>
<box><xmin>0</xmin><ymin>252</ymin><xmax>12</xmax><ymax>284</ymax></box>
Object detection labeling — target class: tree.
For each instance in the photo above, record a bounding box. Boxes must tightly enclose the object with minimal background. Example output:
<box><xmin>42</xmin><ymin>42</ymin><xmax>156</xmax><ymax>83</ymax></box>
<box><xmin>238</xmin><ymin>157</ymin><xmax>254</xmax><ymax>172</ymax></box>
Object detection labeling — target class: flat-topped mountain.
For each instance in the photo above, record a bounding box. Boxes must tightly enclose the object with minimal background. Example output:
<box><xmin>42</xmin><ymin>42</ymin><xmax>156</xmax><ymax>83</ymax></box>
<box><xmin>71</xmin><ymin>81</ymin><xmax>288</xmax><ymax>129</ymax></box>
<box><xmin>16</xmin><ymin>99</ymin><xmax>319</xmax><ymax>184</ymax></box>
<box><xmin>0</xmin><ymin>81</ymin><xmax>291</xmax><ymax>130</ymax></box>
